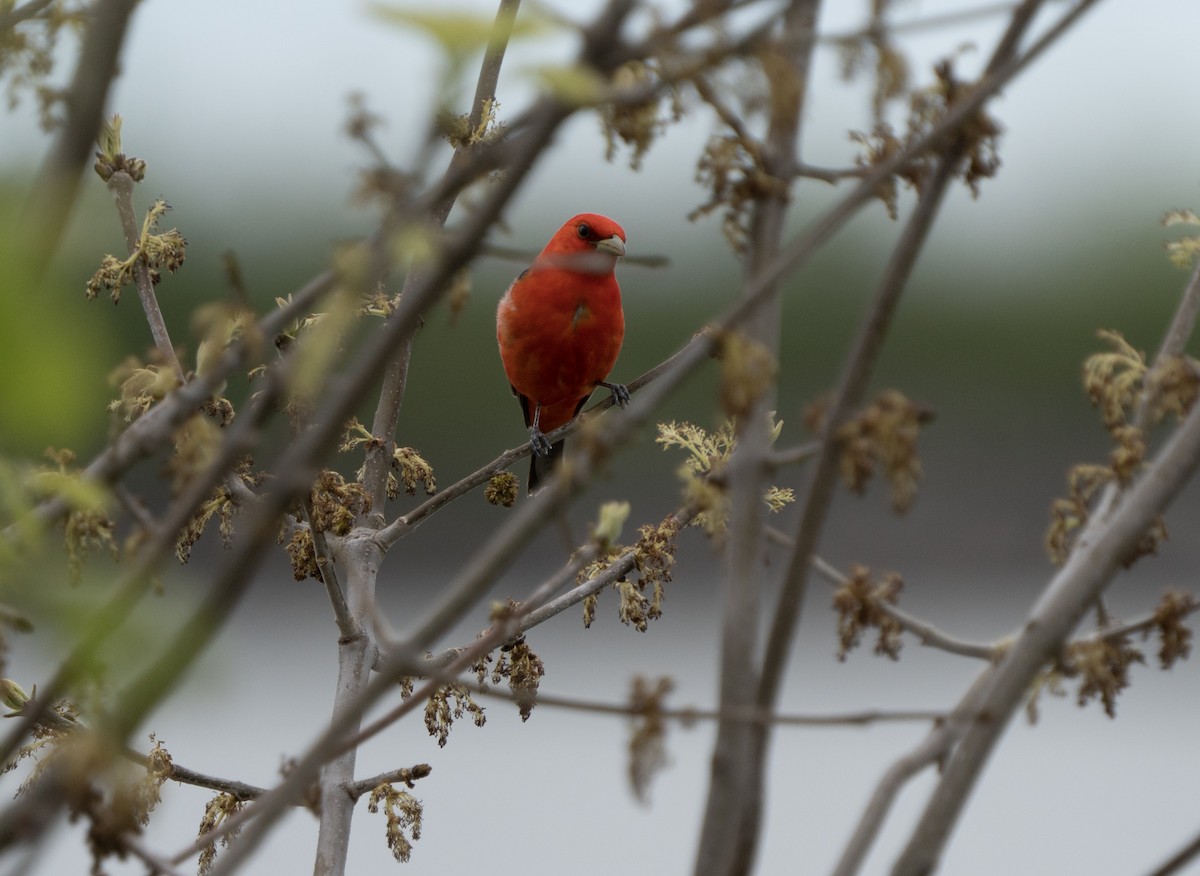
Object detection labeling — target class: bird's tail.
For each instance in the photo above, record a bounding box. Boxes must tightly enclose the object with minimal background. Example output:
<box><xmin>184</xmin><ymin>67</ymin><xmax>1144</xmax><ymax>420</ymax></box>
<box><xmin>528</xmin><ymin>439</ymin><xmax>565</xmax><ymax>495</ymax></box>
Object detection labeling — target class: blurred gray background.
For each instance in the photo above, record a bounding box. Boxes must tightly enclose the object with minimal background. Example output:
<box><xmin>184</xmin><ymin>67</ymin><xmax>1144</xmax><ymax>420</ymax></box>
<box><xmin>2</xmin><ymin>1</ymin><xmax>1200</xmax><ymax>873</ymax></box>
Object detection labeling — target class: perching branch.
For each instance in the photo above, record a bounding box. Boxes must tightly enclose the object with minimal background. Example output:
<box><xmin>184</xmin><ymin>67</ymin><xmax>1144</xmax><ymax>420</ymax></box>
<box><xmin>372</xmin><ymin>328</ymin><xmax>701</xmax><ymax>548</ymax></box>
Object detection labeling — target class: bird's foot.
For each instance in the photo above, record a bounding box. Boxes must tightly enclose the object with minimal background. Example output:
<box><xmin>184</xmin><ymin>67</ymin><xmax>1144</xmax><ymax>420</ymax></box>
<box><xmin>600</xmin><ymin>381</ymin><xmax>630</xmax><ymax>408</ymax></box>
<box><xmin>529</xmin><ymin>427</ymin><xmax>553</xmax><ymax>457</ymax></box>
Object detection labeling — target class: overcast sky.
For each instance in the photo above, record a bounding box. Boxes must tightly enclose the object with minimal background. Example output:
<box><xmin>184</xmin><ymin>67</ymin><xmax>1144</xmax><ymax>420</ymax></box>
<box><xmin>5</xmin><ymin>0</ymin><xmax>1200</xmax><ymax>263</ymax></box>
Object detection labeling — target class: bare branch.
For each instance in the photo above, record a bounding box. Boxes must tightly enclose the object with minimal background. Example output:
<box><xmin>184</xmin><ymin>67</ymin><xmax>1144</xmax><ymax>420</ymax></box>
<box><xmin>808</xmin><ymin>554</ymin><xmax>997</xmax><ymax>661</ymax></box>
<box><xmin>480</xmin><ymin>686</ymin><xmax>944</xmax><ymax>729</ymax></box>
<box><xmin>767</xmin><ymin>440</ymin><xmax>821</xmax><ymax>468</ymax></box>
<box><xmin>116</xmin><ymin>836</ymin><xmax>191</xmax><ymax>876</ymax></box>
<box><xmin>306</xmin><ymin>510</ymin><xmax>356</xmax><ymax>641</ymax></box>
<box><xmin>344</xmin><ymin>764</ymin><xmax>432</xmax><ymax>802</ymax></box>
<box><xmin>1144</xmin><ymin>825</ymin><xmax>1200</xmax><ymax>876</ymax></box>
<box><xmin>831</xmin><ymin>673</ymin><xmax>994</xmax><ymax>876</ymax></box>
<box><xmin>0</xmin><ymin>0</ymin><xmax>54</xmax><ymax>30</ymax></box>
<box><xmin>891</xmin><ymin>250</ymin><xmax>1200</xmax><ymax>876</ymax></box>
<box><xmin>123</xmin><ymin>748</ymin><xmax>269</xmax><ymax>802</ymax></box>
<box><xmin>1159</xmin><ymin>258</ymin><xmax>1200</xmax><ymax>359</ymax></box>
<box><xmin>104</xmin><ymin>171</ymin><xmax>187</xmax><ymax>382</ymax></box>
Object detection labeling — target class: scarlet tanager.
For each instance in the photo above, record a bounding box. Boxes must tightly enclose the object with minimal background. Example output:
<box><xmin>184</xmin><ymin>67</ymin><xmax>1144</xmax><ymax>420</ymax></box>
<box><xmin>496</xmin><ymin>213</ymin><xmax>629</xmax><ymax>494</ymax></box>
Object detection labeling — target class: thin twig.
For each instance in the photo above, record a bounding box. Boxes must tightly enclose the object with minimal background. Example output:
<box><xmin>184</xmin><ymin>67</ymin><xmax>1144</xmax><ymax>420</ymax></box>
<box><xmin>105</xmin><ymin>170</ymin><xmax>186</xmax><ymax>383</ymax></box>
<box><xmin>806</xmin><ymin>554</ymin><xmax>997</xmax><ymax>661</ymax></box>
<box><xmin>1085</xmin><ymin>597</ymin><xmax>1200</xmax><ymax>646</ymax></box>
<box><xmin>1144</xmin><ymin>824</ymin><xmax>1200</xmax><ymax>876</ymax></box>
<box><xmin>0</xmin><ymin>0</ymin><xmax>55</xmax><ymax>31</ymax></box>
<box><xmin>475</xmin><ymin>684</ymin><xmax>944</xmax><ymax>728</ymax></box>
<box><xmin>304</xmin><ymin>508</ymin><xmax>356</xmax><ymax>640</ymax></box>
<box><xmin>421</xmin><ymin>505</ymin><xmax>699</xmax><ymax>672</ymax></box>
<box><xmin>767</xmin><ymin>441</ymin><xmax>821</xmax><ymax>468</ymax></box>
<box><xmin>691</xmin><ymin>73</ymin><xmax>764</xmax><ymax>163</ymax></box>
<box><xmin>418</xmin><ymin>545</ymin><xmax>634</xmax><ymax>672</ymax></box>
<box><xmin>123</xmin><ymin>748</ymin><xmax>268</xmax><ymax>802</ymax></box>
<box><xmin>117</xmin><ymin>836</ymin><xmax>190</xmax><ymax>876</ymax></box>
<box><xmin>830</xmin><ymin>672</ymin><xmax>994</xmax><ymax>876</ymax></box>
<box><xmin>344</xmin><ymin>764</ymin><xmax>432</xmax><ymax>801</ymax></box>
<box><xmin>360</xmin><ymin>0</ymin><xmax>520</xmax><ymax>517</ymax></box>
<box><xmin>794</xmin><ymin>163</ymin><xmax>864</xmax><ymax>184</ymax></box>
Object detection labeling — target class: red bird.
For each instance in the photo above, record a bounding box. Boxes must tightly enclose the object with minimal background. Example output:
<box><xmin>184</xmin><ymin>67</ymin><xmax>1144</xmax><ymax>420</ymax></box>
<box><xmin>497</xmin><ymin>213</ymin><xmax>629</xmax><ymax>494</ymax></box>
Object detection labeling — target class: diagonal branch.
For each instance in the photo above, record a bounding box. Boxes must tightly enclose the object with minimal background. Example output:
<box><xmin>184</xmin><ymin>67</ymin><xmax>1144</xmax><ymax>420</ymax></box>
<box><xmin>2</xmin><ymin>264</ymin><xmax>335</xmax><ymax>544</ymax></box>
<box><xmin>1144</xmin><ymin>824</ymin><xmax>1200</xmax><ymax>876</ymax></box>
<box><xmin>0</xmin><ymin>0</ymin><xmax>55</xmax><ymax>30</ymax></box>
<box><xmin>890</xmin><ymin>208</ymin><xmax>1200</xmax><ymax>876</ymax></box>
<box><xmin>892</xmin><ymin>368</ymin><xmax>1200</xmax><ymax>876</ymax></box>
<box><xmin>22</xmin><ymin>0</ymin><xmax>140</xmax><ymax>275</ymax></box>
<box><xmin>757</xmin><ymin>0</ymin><xmax>1066</xmax><ymax>752</ymax></box>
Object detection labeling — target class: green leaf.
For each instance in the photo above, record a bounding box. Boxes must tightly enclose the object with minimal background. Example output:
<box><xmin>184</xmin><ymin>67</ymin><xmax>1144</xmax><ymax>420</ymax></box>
<box><xmin>528</xmin><ymin>62</ymin><xmax>609</xmax><ymax>106</ymax></box>
<box><xmin>370</xmin><ymin>5</ymin><xmax>550</xmax><ymax>55</ymax></box>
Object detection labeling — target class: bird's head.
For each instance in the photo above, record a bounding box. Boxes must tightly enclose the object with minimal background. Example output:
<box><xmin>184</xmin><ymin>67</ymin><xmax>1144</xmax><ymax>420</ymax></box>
<box><xmin>537</xmin><ymin>213</ymin><xmax>626</xmax><ymax>275</ymax></box>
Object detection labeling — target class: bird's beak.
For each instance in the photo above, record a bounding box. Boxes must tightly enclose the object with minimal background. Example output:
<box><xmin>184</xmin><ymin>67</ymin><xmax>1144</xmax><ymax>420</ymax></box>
<box><xmin>595</xmin><ymin>235</ymin><xmax>626</xmax><ymax>258</ymax></box>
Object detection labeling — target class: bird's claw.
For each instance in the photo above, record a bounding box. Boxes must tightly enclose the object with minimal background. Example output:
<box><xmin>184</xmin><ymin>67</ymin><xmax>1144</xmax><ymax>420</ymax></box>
<box><xmin>604</xmin><ymin>382</ymin><xmax>631</xmax><ymax>408</ymax></box>
<box><xmin>529</xmin><ymin>428</ymin><xmax>553</xmax><ymax>457</ymax></box>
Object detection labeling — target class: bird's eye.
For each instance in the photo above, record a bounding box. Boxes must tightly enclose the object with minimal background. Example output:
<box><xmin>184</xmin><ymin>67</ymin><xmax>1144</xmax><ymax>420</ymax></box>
<box><xmin>576</xmin><ymin>223</ymin><xmax>591</xmax><ymax>239</ymax></box>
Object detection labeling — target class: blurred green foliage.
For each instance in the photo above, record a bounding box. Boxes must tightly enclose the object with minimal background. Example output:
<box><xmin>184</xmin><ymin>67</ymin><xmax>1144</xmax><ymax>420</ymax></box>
<box><xmin>1</xmin><ymin>165</ymin><xmax>1188</xmax><ymax>494</ymax></box>
<box><xmin>0</xmin><ymin>194</ymin><xmax>115</xmax><ymax>456</ymax></box>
